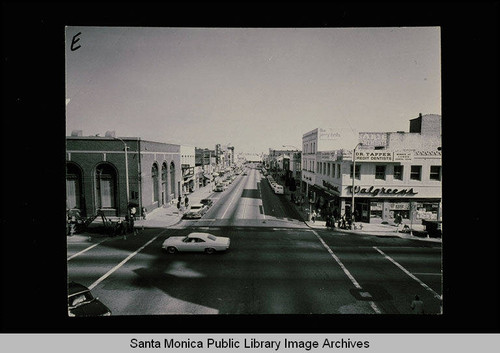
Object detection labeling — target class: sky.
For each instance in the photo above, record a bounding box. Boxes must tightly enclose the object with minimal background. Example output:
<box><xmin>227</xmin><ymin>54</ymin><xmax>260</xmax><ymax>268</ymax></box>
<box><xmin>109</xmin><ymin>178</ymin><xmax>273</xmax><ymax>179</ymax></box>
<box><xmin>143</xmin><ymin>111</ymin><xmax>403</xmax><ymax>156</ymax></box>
<box><xmin>65</xmin><ymin>27</ymin><xmax>441</xmax><ymax>155</ymax></box>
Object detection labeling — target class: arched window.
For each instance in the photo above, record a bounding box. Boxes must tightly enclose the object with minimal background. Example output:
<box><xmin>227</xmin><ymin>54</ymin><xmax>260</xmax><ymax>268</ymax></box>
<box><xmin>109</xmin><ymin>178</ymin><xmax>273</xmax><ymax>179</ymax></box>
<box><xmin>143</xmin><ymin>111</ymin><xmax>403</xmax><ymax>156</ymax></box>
<box><xmin>152</xmin><ymin>163</ymin><xmax>159</xmax><ymax>204</ymax></box>
<box><xmin>95</xmin><ymin>164</ymin><xmax>117</xmax><ymax>209</ymax></box>
<box><xmin>161</xmin><ymin>162</ymin><xmax>168</xmax><ymax>205</ymax></box>
<box><xmin>170</xmin><ymin>161</ymin><xmax>176</xmax><ymax>198</ymax></box>
<box><xmin>66</xmin><ymin>163</ymin><xmax>82</xmax><ymax>210</ymax></box>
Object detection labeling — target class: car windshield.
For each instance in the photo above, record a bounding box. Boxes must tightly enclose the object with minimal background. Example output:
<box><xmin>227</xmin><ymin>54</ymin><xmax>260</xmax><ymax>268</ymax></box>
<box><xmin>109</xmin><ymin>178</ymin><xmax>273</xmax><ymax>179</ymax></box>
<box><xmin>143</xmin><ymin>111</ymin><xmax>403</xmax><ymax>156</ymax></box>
<box><xmin>69</xmin><ymin>291</ymin><xmax>94</xmax><ymax>307</ymax></box>
<box><xmin>191</xmin><ymin>206</ymin><xmax>202</xmax><ymax>210</ymax></box>
<box><xmin>207</xmin><ymin>234</ymin><xmax>217</xmax><ymax>241</ymax></box>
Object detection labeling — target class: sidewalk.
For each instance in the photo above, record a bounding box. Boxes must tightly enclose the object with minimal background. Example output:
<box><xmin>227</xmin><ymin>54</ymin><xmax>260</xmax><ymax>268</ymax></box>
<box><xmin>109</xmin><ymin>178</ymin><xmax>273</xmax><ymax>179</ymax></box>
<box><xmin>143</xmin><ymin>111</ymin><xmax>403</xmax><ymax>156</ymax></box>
<box><xmin>67</xmin><ymin>183</ymin><xmax>216</xmax><ymax>242</ymax></box>
<box><xmin>282</xmin><ymin>182</ymin><xmax>441</xmax><ymax>244</ymax></box>
<box><xmin>303</xmin><ymin>219</ymin><xmax>441</xmax><ymax>243</ymax></box>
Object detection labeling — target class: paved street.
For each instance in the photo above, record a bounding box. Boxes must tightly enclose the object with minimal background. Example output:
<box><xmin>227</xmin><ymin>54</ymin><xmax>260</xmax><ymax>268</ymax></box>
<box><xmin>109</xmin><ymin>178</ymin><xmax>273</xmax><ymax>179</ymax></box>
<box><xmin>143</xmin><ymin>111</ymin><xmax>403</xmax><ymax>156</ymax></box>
<box><xmin>68</xmin><ymin>167</ymin><xmax>442</xmax><ymax>315</ymax></box>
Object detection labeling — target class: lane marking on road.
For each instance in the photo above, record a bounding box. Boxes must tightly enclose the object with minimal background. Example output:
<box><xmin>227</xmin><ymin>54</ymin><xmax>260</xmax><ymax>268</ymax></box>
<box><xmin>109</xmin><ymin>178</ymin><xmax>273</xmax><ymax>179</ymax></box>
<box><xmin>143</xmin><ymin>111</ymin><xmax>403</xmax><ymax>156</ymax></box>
<box><xmin>257</xmin><ymin>175</ymin><xmax>266</xmax><ymax>221</ymax></box>
<box><xmin>221</xmin><ymin>177</ymin><xmax>245</xmax><ymax>219</ymax></box>
<box><xmin>413</xmin><ymin>273</ymin><xmax>442</xmax><ymax>276</ymax></box>
<box><xmin>373</xmin><ymin>247</ymin><xmax>441</xmax><ymax>299</ymax></box>
<box><xmin>67</xmin><ymin>239</ymin><xmax>107</xmax><ymax>261</ymax></box>
<box><xmin>88</xmin><ymin>235</ymin><xmax>160</xmax><ymax>290</ymax></box>
<box><xmin>312</xmin><ymin>230</ymin><xmax>381</xmax><ymax>314</ymax></box>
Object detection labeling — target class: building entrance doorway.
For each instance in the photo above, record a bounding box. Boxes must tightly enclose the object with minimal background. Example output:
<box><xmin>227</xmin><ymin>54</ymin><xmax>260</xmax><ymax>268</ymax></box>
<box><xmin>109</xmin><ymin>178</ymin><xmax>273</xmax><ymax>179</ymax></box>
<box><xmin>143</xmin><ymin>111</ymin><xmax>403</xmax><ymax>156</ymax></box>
<box><xmin>355</xmin><ymin>200</ymin><xmax>370</xmax><ymax>223</ymax></box>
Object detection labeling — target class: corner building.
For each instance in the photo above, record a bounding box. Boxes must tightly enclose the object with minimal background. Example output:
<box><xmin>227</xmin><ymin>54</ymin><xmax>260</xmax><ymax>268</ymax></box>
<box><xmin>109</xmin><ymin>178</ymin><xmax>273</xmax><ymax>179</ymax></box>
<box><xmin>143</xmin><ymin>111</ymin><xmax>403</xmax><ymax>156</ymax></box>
<box><xmin>303</xmin><ymin>114</ymin><xmax>442</xmax><ymax>224</ymax></box>
<box><xmin>66</xmin><ymin>135</ymin><xmax>182</xmax><ymax>218</ymax></box>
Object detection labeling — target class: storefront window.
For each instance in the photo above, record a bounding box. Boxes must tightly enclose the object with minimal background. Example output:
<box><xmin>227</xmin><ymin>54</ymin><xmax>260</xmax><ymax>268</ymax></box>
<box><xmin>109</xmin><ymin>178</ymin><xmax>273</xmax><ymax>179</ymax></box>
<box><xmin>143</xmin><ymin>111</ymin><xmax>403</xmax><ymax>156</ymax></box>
<box><xmin>416</xmin><ymin>202</ymin><xmax>439</xmax><ymax>220</ymax></box>
<box><xmin>370</xmin><ymin>201</ymin><xmax>383</xmax><ymax>219</ymax></box>
<box><xmin>389</xmin><ymin>202</ymin><xmax>410</xmax><ymax>220</ymax></box>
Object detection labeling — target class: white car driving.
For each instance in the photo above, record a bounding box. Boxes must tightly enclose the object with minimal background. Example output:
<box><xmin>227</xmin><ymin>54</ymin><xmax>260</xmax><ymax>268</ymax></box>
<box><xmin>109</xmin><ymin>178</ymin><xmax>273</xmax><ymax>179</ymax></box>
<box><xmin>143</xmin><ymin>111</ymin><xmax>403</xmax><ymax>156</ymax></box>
<box><xmin>182</xmin><ymin>204</ymin><xmax>207</xmax><ymax>219</ymax></box>
<box><xmin>162</xmin><ymin>232</ymin><xmax>230</xmax><ymax>254</ymax></box>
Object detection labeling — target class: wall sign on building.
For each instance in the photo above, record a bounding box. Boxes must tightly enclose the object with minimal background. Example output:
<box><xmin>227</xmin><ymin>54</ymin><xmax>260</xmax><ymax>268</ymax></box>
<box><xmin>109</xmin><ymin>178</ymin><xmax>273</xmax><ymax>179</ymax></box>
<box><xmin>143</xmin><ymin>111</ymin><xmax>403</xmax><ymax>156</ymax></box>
<box><xmin>359</xmin><ymin>132</ymin><xmax>388</xmax><ymax>147</ymax></box>
<box><xmin>318</xmin><ymin>151</ymin><xmax>338</xmax><ymax>161</ymax></box>
<box><xmin>393</xmin><ymin>151</ymin><xmax>413</xmax><ymax>161</ymax></box>
<box><xmin>322</xmin><ymin>180</ymin><xmax>340</xmax><ymax>194</ymax></box>
<box><xmin>318</xmin><ymin>128</ymin><xmax>342</xmax><ymax>141</ymax></box>
<box><xmin>346</xmin><ymin>185</ymin><xmax>418</xmax><ymax>197</ymax></box>
<box><xmin>343</xmin><ymin>150</ymin><xmax>417</xmax><ymax>162</ymax></box>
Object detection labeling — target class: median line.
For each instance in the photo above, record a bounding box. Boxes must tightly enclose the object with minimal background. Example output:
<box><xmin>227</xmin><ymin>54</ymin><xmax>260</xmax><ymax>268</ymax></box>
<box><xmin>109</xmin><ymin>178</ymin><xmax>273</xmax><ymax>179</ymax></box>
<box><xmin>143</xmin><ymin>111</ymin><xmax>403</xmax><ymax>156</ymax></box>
<box><xmin>88</xmin><ymin>235</ymin><xmax>159</xmax><ymax>290</ymax></box>
<box><xmin>312</xmin><ymin>230</ymin><xmax>381</xmax><ymax>314</ymax></box>
<box><xmin>373</xmin><ymin>247</ymin><xmax>441</xmax><ymax>299</ymax></box>
<box><xmin>67</xmin><ymin>239</ymin><xmax>107</xmax><ymax>261</ymax></box>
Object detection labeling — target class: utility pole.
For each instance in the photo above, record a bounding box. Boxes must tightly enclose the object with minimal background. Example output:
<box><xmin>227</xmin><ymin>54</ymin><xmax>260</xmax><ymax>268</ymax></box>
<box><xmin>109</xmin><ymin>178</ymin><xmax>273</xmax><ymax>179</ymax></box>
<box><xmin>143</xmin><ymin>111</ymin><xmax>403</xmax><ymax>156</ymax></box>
<box><xmin>351</xmin><ymin>143</ymin><xmax>363</xmax><ymax>229</ymax></box>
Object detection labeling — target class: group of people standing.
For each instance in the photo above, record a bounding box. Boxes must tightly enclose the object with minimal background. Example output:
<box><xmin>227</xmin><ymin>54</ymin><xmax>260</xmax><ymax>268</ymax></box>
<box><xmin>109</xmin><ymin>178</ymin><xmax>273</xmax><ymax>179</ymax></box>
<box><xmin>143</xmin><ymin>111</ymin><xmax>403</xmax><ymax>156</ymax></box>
<box><xmin>114</xmin><ymin>205</ymin><xmax>146</xmax><ymax>236</ymax></box>
<box><xmin>310</xmin><ymin>209</ymin><xmax>355</xmax><ymax>230</ymax></box>
<box><xmin>177</xmin><ymin>195</ymin><xmax>190</xmax><ymax>212</ymax></box>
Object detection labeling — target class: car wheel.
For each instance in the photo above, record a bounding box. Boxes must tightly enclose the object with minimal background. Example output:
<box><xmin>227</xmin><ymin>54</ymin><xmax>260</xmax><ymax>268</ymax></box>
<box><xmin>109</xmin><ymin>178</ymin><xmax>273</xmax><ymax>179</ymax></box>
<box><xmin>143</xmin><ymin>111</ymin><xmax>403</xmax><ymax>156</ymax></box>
<box><xmin>205</xmin><ymin>248</ymin><xmax>216</xmax><ymax>254</ymax></box>
<box><xmin>167</xmin><ymin>247</ymin><xmax>177</xmax><ymax>254</ymax></box>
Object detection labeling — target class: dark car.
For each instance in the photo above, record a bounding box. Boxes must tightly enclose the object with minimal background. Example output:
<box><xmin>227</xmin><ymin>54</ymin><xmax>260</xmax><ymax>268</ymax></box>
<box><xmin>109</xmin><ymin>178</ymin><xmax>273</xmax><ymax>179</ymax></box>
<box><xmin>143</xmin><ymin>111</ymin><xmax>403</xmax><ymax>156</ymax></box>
<box><xmin>68</xmin><ymin>282</ymin><xmax>111</xmax><ymax>317</ymax></box>
<box><xmin>200</xmin><ymin>198</ymin><xmax>213</xmax><ymax>208</ymax></box>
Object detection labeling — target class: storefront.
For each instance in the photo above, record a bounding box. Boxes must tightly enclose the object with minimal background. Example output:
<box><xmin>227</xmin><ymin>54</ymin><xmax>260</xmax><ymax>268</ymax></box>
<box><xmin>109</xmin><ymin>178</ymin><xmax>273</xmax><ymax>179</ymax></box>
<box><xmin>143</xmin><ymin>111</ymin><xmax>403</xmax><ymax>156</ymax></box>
<box><xmin>342</xmin><ymin>197</ymin><xmax>441</xmax><ymax>224</ymax></box>
<box><xmin>181</xmin><ymin>165</ymin><xmax>195</xmax><ymax>194</ymax></box>
<box><xmin>310</xmin><ymin>183</ymin><xmax>341</xmax><ymax>220</ymax></box>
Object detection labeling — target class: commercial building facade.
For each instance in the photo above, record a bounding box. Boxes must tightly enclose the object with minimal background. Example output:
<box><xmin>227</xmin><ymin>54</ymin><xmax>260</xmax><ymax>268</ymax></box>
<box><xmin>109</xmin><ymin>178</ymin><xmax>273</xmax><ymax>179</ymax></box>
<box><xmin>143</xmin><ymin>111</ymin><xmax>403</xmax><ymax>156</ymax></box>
<box><xmin>302</xmin><ymin>114</ymin><xmax>442</xmax><ymax>224</ymax></box>
<box><xmin>66</xmin><ymin>135</ymin><xmax>182</xmax><ymax>218</ymax></box>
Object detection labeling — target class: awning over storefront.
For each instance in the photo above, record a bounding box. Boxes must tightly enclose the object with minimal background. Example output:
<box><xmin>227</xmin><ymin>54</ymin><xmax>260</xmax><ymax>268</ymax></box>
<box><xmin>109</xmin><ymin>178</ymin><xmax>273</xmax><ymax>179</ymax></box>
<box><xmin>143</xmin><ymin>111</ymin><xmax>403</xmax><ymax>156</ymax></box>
<box><xmin>316</xmin><ymin>184</ymin><xmax>340</xmax><ymax>197</ymax></box>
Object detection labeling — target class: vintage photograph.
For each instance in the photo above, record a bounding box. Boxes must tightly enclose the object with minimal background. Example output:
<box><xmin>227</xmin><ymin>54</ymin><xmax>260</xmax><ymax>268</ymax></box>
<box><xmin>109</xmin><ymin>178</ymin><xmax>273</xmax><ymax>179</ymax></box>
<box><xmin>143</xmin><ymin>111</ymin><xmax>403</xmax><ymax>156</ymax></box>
<box><xmin>65</xmin><ymin>27</ymin><xmax>442</xmax><ymax>316</ymax></box>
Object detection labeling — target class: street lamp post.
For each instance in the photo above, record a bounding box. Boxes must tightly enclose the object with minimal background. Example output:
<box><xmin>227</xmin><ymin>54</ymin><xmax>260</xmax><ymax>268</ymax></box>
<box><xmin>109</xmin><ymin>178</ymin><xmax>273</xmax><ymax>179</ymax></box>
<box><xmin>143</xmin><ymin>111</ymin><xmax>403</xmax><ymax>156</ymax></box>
<box><xmin>351</xmin><ymin>143</ymin><xmax>363</xmax><ymax>229</ymax></box>
<box><xmin>114</xmin><ymin>137</ymin><xmax>130</xmax><ymax>213</ymax></box>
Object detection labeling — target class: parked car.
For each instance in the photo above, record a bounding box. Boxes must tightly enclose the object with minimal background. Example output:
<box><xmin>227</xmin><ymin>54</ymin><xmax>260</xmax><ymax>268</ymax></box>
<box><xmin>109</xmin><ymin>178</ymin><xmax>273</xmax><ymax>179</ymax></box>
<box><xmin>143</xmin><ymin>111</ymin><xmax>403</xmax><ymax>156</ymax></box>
<box><xmin>200</xmin><ymin>198</ymin><xmax>213</xmax><ymax>208</ymax></box>
<box><xmin>214</xmin><ymin>184</ymin><xmax>224</xmax><ymax>192</ymax></box>
<box><xmin>273</xmin><ymin>184</ymin><xmax>284</xmax><ymax>194</ymax></box>
<box><xmin>68</xmin><ymin>282</ymin><xmax>111</xmax><ymax>317</ymax></box>
<box><xmin>162</xmin><ymin>232</ymin><xmax>230</xmax><ymax>254</ymax></box>
<box><xmin>182</xmin><ymin>204</ymin><xmax>207</xmax><ymax>219</ymax></box>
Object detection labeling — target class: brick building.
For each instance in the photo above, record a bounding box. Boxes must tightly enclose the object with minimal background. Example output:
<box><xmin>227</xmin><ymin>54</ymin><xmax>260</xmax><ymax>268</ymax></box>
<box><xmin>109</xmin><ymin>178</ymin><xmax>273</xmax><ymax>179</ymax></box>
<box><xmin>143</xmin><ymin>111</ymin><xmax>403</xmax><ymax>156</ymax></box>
<box><xmin>66</xmin><ymin>134</ymin><xmax>181</xmax><ymax>218</ymax></box>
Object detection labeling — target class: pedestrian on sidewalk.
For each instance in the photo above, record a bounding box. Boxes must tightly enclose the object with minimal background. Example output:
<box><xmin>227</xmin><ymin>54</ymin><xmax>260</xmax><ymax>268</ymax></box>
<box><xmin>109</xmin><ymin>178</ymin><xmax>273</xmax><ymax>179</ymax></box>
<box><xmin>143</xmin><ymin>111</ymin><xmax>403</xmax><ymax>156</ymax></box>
<box><xmin>410</xmin><ymin>295</ymin><xmax>424</xmax><ymax>314</ymax></box>
<box><xmin>340</xmin><ymin>215</ymin><xmax>347</xmax><ymax>229</ymax></box>
<box><xmin>184</xmin><ymin>195</ymin><xmax>189</xmax><ymax>208</ymax></box>
<box><xmin>311</xmin><ymin>210</ymin><xmax>317</xmax><ymax>223</ymax></box>
<box><xmin>141</xmin><ymin>207</ymin><xmax>147</xmax><ymax>220</ymax></box>
<box><xmin>130</xmin><ymin>206</ymin><xmax>137</xmax><ymax>220</ymax></box>
<box><xmin>394</xmin><ymin>213</ymin><xmax>402</xmax><ymax>232</ymax></box>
